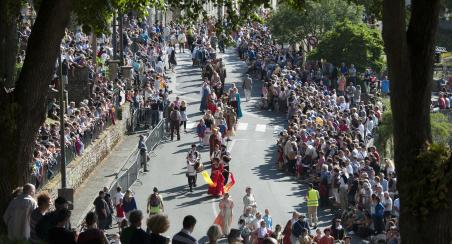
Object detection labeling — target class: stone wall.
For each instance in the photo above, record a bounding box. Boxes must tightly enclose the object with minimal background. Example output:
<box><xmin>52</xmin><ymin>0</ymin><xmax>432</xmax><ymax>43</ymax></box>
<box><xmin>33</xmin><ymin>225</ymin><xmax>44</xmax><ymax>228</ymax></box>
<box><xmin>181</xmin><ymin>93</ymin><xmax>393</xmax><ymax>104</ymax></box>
<box><xmin>40</xmin><ymin>104</ymin><xmax>129</xmax><ymax>199</ymax></box>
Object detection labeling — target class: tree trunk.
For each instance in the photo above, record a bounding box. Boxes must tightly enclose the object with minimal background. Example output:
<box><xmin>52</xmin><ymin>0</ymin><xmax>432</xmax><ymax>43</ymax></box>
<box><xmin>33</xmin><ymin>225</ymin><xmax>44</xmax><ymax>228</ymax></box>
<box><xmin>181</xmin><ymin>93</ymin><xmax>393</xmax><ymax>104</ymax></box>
<box><xmin>0</xmin><ymin>0</ymin><xmax>20</xmax><ymax>88</ymax></box>
<box><xmin>382</xmin><ymin>0</ymin><xmax>452</xmax><ymax>242</ymax></box>
<box><xmin>0</xmin><ymin>0</ymin><xmax>72</xmax><ymax>233</ymax></box>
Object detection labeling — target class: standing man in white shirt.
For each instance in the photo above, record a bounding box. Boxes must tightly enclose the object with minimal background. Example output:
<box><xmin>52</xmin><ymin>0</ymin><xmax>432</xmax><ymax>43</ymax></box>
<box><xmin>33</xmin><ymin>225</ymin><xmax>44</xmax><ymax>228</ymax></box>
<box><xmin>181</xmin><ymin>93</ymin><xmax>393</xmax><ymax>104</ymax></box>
<box><xmin>3</xmin><ymin>183</ymin><xmax>38</xmax><ymax>241</ymax></box>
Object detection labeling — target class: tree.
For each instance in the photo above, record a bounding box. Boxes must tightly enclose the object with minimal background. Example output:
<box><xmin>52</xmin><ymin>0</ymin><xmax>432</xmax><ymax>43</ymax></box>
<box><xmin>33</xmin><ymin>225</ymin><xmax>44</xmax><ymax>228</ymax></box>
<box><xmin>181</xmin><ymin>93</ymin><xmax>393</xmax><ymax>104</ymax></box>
<box><xmin>310</xmin><ymin>20</ymin><xmax>384</xmax><ymax>71</ymax></box>
<box><xmin>0</xmin><ymin>0</ymin><xmax>22</xmax><ymax>88</ymax></box>
<box><xmin>0</xmin><ymin>0</ymin><xmax>72</xmax><ymax>234</ymax></box>
<box><xmin>382</xmin><ymin>0</ymin><xmax>452</xmax><ymax>242</ymax></box>
<box><xmin>268</xmin><ymin>0</ymin><xmax>364</xmax><ymax>47</ymax></box>
<box><xmin>267</xmin><ymin>4</ymin><xmax>305</xmax><ymax>45</ymax></box>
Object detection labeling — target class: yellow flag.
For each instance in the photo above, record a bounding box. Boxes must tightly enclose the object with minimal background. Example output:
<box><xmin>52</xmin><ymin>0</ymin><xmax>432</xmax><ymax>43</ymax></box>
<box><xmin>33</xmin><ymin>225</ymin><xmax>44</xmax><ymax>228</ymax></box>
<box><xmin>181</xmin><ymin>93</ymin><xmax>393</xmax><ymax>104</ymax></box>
<box><xmin>201</xmin><ymin>171</ymin><xmax>216</xmax><ymax>187</ymax></box>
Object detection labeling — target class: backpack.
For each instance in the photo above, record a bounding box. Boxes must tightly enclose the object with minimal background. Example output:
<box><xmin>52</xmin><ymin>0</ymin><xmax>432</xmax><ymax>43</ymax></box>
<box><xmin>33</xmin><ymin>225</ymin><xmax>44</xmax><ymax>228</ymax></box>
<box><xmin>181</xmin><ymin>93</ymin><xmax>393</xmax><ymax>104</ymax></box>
<box><xmin>149</xmin><ymin>193</ymin><xmax>160</xmax><ymax>207</ymax></box>
<box><xmin>170</xmin><ymin>110</ymin><xmax>179</xmax><ymax>121</ymax></box>
<box><xmin>291</xmin><ymin>221</ymin><xmax>303</xmax><ymax>237</ymax></box>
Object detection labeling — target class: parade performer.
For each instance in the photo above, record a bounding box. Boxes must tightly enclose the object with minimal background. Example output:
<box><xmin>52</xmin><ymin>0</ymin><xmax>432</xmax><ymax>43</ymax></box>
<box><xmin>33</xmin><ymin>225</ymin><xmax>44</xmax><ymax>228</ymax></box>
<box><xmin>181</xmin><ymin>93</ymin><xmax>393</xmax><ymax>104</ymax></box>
<box><xmin>187</xmin><ymin>144</ymin><xmax>200</xmax><ymax>192</ymax></box>
<box><xmin>209</xmin><ymin>128</ymin><xmax>222</xmax><ymax>157</ymax></box>
<box><xmin>218</xmin><ymin>118</ymin><xmax>228</xmax><ymax>144</ymax></box>
<box><xmin>211</xmin><ymin>144</ymin><xmax>222</xmax><ymax>161</ymax></box>
<box><xmin>235</xmin><ymin>86</ymin><xmax>243</xmax><ymax>119</ymax></box>
<box><xmin>200</xmin><ymin>81</ymin><xmax>210</xmax><ymax>112</ymax></box>
<box><xmin>211</xmin><ymin>157</ymin><xmax>224</xmax><ymax>174</ymax></box>
<box><xmin>196</xmin><ymin>119</ymin><xmax>207</xmax><ymax>147</ymax></box>
<box><xmin>221</xmin><ymin>146</ymin><xmax>232</xmax><ymax>184</ymax></box>
<box><xmin>229</xmin><ymin>85</ymin><xmax>238</xmax><ymax>112</ymax></box>
<box><xmin>207</xmin><ymin>169</ymin><xmax>225</xmax><ymax>197</ymax></box>
<box><xmin>214</xmin><ymin>193</ymin><xmax>234</xmax><ymax>235</ymax></box>
<box><xmin>225</xmin><ymin>106</ymin><xmax>237</xmax><ymax>140</ymax></box>
<box><xmin>207</xmin><ymin>94</ymin><xmax>218</xmax><ymax>114</ymax></box>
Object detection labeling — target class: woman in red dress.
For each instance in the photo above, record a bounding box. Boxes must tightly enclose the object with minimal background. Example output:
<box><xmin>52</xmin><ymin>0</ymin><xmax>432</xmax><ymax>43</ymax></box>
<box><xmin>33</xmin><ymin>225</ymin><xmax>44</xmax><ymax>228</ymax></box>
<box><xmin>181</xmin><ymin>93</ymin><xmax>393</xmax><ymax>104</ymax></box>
<box><xmin>211</xmin><ymin>157</ymin><xmax>224</xmax><ymax>173</ymax></box>
<box><xmin>208</xmin><ymin>158</ymin><xmax>225</xmax><ymax>197</ymax></box>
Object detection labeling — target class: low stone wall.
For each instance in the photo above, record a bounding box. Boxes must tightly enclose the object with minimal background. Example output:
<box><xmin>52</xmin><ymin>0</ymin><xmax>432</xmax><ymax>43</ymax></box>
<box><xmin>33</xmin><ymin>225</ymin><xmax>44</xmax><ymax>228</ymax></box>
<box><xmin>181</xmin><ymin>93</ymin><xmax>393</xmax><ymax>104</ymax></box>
<box><xmin>40</xmin><ymin>104</ymin><xmax>129</xmax><ymax>199</ymax></box>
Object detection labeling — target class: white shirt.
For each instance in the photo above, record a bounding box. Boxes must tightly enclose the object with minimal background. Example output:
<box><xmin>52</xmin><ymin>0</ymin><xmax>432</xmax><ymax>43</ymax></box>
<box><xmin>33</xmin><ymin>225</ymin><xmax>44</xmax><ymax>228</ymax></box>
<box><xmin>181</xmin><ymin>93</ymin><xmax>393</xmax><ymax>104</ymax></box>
<box><xmin>393</xmin><ymin>198</ymin><xmax>400</xmax><ymax>217</ymax></box>
<box><xmin>346</xmin><ymin>164</ymin><xmax>354</xmax><ymax>175</ymax></box>
<box><xmin>339</xmin><ymin>175</ymin><xmax>348</xmax><ymax>189</ymax></box>
<box><xmin>3</xmin><ymin>194</ymin><xmax>37</xmax><ymax>240</ymax></box>
<box><xmin>187</xmin><ymin>161</ymin><xmax>197</xmax><ymax>176</ymax></box>
<box><xmin>383</xmin><ymin>197</ymin><xmax>393</xmax><ymax>212</ymax></box>
<box><xmin>358</xmin><ymin>124</ymin><xmax>365</xmax><ymax>139</ymax></box>
<box><xmin>166</xmin><ymin>46</ymin><xmax>174</xmax><ymax>55</ymax></box>
<box><xmin>251</xmin><ymin>218</ymin><xmax>263</xmax><ymax>231</ymax></box>
<box><xmin>114</xmin><ymin>192</ymin><xmax>124</xmax><ymax>206</ymax></box>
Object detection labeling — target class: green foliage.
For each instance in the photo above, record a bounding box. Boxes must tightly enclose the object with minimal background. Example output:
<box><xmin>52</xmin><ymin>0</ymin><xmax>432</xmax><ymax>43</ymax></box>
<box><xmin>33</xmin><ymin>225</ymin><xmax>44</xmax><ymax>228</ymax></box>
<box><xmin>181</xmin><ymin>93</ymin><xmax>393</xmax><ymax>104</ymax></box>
<box><xmin>350</xmin><ymin>0</ymin><xmax>383</xmax><ymax>20</ymax></box>
<box><xmin>267</xmin><ymin>4</ymin><xmax>304</xmax><ymax>44</ymax></box>
<box><xmin>250</xmin><ymin>12</ymin><xmax>265</xmax><ymax>24</ymax></box>
<box><xmin>72</xmin><ymin>0</ymin><xmax>156</xmax><ymax>35</ymax></box>
<box><xmin>431</xmin><ymin>112</ymin><xmax>452</xmax><ymax>145</ymax></box>
<box><xmin>376</xmin><ymin>99</ymin><xmax>452</xmax><ymax>158</ymax></box>
<box><xmin>268</xmin><ymin>0</ymin><xmax>364</xmax><ymax>46</ymax></box>
<box><xmin>401</xmin><ymin>143</ymin><xmax>452</xmax><ymax>219</ymax></box>
<box><xmin>375</xmin><ymin>98</ymin><xmax>393</xmax><ymax>155</ymax></box>
<box><xmin>309</xmin><ymin>20</ymin><xmax>385</xmax><ymax>71</ymax></box>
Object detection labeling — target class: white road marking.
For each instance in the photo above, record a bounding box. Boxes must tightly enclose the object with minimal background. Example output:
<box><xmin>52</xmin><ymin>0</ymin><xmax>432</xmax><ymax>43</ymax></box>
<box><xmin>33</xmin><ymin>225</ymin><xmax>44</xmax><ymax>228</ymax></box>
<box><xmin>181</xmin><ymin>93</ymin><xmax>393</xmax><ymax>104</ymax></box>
<box><xmin>186</xmin><ymin>122</ymin><xmax>195</xmax><ymax>129</ymax></box>
<box><xmin>237</xmin><ymin>122</ymin><xmax>248</xmax><ymax>131</ymax></box>
<box><xmin>273</xmin><ymin>125</ymin><xmax>284</xmax><ymax>134</ymax></box>
<box><xmin>255</xmin><ymin>124</ymin><xmax>266</xmax><ymax>132</ymax></box>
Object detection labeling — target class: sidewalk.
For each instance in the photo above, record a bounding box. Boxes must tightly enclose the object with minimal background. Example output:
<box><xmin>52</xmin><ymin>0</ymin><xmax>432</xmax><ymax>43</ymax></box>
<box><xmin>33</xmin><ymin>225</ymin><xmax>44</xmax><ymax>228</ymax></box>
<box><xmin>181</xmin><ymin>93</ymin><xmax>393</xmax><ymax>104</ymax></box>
<box><xmin>70</xmin><ymin>55</ymin><xmax>181</xmax><ymax>227</ymax></box>
<box><xmin>70</xmin><ymin>132</ymin><xmax>145</xmax><ymax>227</ymax></box>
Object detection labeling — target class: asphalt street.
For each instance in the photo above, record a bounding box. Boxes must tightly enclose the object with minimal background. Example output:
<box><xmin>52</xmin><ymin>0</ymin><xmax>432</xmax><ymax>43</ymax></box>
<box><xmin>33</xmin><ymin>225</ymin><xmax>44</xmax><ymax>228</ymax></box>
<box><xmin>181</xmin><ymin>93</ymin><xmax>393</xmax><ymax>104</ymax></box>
<box><xmin>128</xmin><ymin>48</ymin><xmax>335</xmax><ymax>241</ymax></box>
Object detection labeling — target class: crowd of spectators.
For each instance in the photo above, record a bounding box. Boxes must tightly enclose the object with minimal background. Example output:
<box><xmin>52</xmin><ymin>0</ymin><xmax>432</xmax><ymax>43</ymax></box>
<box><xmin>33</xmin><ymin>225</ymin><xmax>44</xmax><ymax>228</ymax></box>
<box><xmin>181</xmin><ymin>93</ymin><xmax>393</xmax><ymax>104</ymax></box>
<box><xmin>235</xmin><ymin>20</ymin><xmax>401</xmax><ymax>243</ymax></box>
<box><xmin>25</xmin><ymin>6</ymin><xmax>190</xmax><ymax>188</ymax></box>
<box><xmin>9</xmin><ymin>4</ymin><xmax>411</xmax><ymax>243</ymax></box>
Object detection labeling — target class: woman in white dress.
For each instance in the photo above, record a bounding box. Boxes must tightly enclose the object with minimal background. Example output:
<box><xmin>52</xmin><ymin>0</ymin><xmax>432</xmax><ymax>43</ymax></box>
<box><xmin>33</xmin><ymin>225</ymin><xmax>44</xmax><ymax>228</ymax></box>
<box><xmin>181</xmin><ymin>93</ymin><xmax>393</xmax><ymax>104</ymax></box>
<box><xmin>180</xmin><ymin>100</ymin><xmax>188</xmax><ymax>132</ymax></box>
<box><xmin>214</xmin><ymin>193</ymin><xmax>234</xmax><ymax>235</ymax></box>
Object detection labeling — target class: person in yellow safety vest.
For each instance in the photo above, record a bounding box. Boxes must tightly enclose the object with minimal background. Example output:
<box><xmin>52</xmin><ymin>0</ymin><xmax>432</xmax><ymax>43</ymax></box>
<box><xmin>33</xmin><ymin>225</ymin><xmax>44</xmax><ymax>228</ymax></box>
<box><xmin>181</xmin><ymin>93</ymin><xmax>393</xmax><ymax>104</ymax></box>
<box><xmin>305</xmin><ymin>183</ymin><xmax>319</xmax><ymax>228</ymax></box>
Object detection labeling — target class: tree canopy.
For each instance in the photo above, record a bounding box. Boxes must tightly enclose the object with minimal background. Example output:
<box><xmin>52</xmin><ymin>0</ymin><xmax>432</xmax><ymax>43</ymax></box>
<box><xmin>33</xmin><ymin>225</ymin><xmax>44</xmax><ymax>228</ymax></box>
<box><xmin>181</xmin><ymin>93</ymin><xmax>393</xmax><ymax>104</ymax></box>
<box><xmin>268</xmin><ymin>0</ymin><xmax>364</xmax><ymax>49</ymax></box>
<box><xmin>310</xmin><ymin>20</ymin><xmax>384</xmax><ymax>71</ymax></box>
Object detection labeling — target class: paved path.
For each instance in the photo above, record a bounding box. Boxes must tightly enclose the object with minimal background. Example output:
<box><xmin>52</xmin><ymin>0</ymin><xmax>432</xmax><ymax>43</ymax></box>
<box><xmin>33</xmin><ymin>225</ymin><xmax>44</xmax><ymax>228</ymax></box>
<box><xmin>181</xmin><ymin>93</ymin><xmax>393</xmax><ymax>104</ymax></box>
<box><xmin>70</xmin><ymin>131</ymin><xmax>148</xmax><ymax>226</ymax></box>
<box><xmin>126</xmin><ymin>49</ymin><xmax>335</xmax><ymax>241</ymax></box>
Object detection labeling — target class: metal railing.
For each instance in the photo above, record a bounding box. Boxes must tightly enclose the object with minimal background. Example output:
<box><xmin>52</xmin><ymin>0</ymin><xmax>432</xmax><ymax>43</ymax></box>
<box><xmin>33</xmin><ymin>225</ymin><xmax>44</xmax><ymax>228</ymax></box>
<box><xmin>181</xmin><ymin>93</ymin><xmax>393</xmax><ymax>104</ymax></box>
<box><xmin>127</xmin><ymin>107</ymin><xmax>163</xmax><ymax>133</ymax></box>
<box><xmin>76</xmin><ymin>118</ymin><xmax>166</xmax><ymax>228</ymax></box>
<box><xmin>110</xmin><ymin>118</ymin><xmax>165</xmax><ymax>193</ymax></box>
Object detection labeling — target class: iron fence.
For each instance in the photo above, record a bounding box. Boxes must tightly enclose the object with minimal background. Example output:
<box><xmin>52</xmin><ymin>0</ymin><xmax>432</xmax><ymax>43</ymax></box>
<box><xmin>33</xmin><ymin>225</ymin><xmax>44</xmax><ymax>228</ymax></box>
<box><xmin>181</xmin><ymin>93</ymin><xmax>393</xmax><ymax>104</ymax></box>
<box><xmin>76</xmin><ymin>118</ymin><xmax>165</xmax><ymax>228</ymax></box>
<box><xmin>109</xmin><ymin>118</ymin><xmax>165</xmax><ymax>193</ymax></box>
<box><xmin>127</xmin><ymin>107</ymin><xmax>163</xmax><ymax>133</ymax></box>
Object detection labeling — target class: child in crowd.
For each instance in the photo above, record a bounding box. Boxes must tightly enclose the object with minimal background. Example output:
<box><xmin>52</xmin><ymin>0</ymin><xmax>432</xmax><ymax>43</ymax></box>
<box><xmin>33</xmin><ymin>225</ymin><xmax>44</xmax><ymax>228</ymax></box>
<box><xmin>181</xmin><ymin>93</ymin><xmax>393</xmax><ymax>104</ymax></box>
<box><xmin>196</xmin><ymin>119</ymin><xmax>206</xmax><ymax>147</ymax></box>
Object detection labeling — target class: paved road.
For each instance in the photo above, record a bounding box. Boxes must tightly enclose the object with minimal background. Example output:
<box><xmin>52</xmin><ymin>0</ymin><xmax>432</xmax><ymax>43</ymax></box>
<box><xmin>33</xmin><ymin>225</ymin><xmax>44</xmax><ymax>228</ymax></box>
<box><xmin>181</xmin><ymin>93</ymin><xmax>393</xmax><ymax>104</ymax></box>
<box><xmin>128</xmin><ymin>49</ymin><xmax>334</xmax><ymax>241</ymax></box>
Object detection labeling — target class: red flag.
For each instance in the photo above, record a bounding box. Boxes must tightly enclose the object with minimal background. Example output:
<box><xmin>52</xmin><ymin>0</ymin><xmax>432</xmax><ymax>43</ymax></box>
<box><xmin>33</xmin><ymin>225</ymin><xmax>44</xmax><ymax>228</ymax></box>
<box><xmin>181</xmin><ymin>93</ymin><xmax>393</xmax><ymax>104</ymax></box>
<box><xmin>223</xmin><ymin>172</ymin><xmax>235</xmax><ymax>193</ymax></box>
